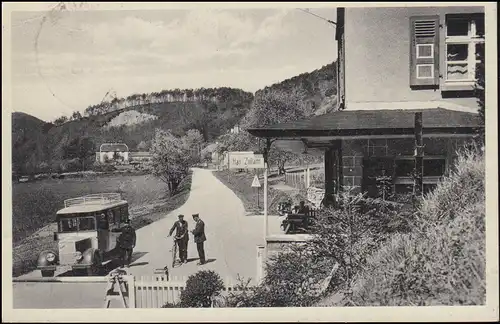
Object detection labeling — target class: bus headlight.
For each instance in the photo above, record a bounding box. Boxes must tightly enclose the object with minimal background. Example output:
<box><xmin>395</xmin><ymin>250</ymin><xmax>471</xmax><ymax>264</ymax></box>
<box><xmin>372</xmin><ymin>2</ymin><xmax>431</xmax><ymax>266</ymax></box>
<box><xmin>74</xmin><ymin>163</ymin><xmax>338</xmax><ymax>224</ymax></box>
<box><xmin>46</xmin><ymin>252</ymin><xmax>56</xmax><ymax>262</ymax></box>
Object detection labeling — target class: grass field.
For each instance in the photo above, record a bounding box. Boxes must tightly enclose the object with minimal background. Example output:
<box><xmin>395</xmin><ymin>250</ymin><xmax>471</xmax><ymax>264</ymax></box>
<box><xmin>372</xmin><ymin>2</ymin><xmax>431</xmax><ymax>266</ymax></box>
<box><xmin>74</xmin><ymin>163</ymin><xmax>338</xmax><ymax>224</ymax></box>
<box><xmin>11</xmin><ymin>172</ymin><xmax>193</xmax><ymax>277</ymax></box>
<box><xmin>12</xmin><ymin>173</ymin><xmax>169</xmax><ymax>243</ymax></box>
<box><xmin>212</xmin><ymin>169</ymin><xmax>307</xmax><ymax>215</ymax></box>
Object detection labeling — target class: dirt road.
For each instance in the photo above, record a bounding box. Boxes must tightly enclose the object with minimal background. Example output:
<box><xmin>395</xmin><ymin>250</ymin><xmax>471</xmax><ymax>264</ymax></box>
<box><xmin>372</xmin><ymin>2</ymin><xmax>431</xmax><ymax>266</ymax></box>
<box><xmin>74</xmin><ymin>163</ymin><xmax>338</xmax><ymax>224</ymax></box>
<box><xmin>126</xmin><ymin>168</ymin><xmax>265</xmax><ymax>282</ymax></box>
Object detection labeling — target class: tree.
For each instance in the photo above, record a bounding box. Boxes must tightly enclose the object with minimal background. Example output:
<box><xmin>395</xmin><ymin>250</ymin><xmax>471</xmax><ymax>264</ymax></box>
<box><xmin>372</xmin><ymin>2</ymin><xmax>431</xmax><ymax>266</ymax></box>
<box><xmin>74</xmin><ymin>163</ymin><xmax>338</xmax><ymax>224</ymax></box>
<box><xmin>214</xmin><ymin>131</ymin><xmax>258</xmax><ymax>156</ymax></box>
<box><xmin>71</xmin><ymin>111</ymin><xmax>82</xmax><ymax>120</ymax></box>
<box><xmin>241</xmin><ymin>88</ymin><xmax>309</xmax><ymax>129</ymax></box>
<box><xmin>241</xmin><ymin>88</ymin><xmax>311</xmax><ymax>167</ymax></box>
<box><xmin>150</xmin><ymin>129</ymin><xmax>191</xmax><ymax>194</ymax></box>
<box><xmin>182</xmin><ymin>129</ymin><xmax>205</xmax><ymax>165</ymax></box>
<box><xmin>62</xmin><ymin>137</ymin><xmax>95</xmax><ymax>171</ymax></box>
<box><xmin>268</xmin><ymin>147</ymin><xmax>297</xmax><ymax>175</ymax></box>
<box><xmin>53</xmin><ymin>115</ymin><xmax>68</xmax><ymax>126</ymax></box>
<box><xmin>137</xmin><ymin>140</ymin><xmax>150</xmax><ymax>151</ymax></box>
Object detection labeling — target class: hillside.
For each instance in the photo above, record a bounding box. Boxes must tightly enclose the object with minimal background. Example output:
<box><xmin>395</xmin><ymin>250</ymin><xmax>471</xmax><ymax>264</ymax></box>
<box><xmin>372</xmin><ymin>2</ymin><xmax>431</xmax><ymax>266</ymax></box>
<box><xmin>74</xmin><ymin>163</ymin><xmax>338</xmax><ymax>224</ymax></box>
<box><xmin>12</xmin><ymin>61</ymin><xmax>338</xmax><ymax>175</ymax></box>
<box><xmin>11</xmin><ymin>88</ymin><xmax>254</xmax><ymax>175</ymax></box>
<box><xmin>255</xmin><ymin>61</ymin><xmax>337</xmax><ymax>115</ymax></box>
<box><xmin>12</xmin><ymin>113</ymin><xmax>53</xmax><ymax>174</ymax></box>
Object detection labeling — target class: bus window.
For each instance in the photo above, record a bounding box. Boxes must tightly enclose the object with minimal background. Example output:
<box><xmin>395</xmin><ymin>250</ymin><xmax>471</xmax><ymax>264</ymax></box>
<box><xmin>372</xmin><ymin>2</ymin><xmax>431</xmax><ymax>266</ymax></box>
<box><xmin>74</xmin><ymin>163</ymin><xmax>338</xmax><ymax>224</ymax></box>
<box><xmin>113</xmin><ymin>207</ymin><xmax>121</xmax><ymax>224</ymax></box>
<box><xmin>121</xmin><ymin>206</ymin><xmax>129</xmax><ymax>222</ymax></box>
<box><xmin>78</xmin><ymin>217</ymin><xmax>96</xmax><ymax>231</ymax></box>
<box><xmin>107</xmin><ymin>210</ymin><xmax>114</xmax><ymax>225</ymax></box>
<box><xmin>60</xmin><ymin>218</ymin><xmax>78</xmax><ymax>232</ymax></box>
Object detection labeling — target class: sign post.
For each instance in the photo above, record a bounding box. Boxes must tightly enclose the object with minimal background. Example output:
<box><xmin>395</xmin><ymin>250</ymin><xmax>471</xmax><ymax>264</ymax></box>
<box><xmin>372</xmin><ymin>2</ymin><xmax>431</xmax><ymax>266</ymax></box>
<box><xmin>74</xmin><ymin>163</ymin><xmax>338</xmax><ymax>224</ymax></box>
<box><xmin>251</xmin><ymin>174</ymin><xmax>261</xmax><ymax>209</ymax></box>
<box><xmin>227</xmin><ymin>152</ymin><xmax>265</xmax><ymax>170</ymax></box>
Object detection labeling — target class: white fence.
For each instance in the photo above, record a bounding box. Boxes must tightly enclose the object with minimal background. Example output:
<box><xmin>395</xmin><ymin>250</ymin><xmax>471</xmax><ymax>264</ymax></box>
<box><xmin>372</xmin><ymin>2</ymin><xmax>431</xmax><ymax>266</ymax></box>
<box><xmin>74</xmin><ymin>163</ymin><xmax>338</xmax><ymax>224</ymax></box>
<box><xmin>284</xmin><ymin>167</ymin><xmax>324</xmax><ymax>190</ymax></box>
<box><xmin>133</xmin><ymin>275</ymin><xmax>250</xmax><ymax>308</ymax></box>
<box><xmin>13</xmin><ymin>274</ymin><xmax>251</xmax><ymax>308</ymax></box>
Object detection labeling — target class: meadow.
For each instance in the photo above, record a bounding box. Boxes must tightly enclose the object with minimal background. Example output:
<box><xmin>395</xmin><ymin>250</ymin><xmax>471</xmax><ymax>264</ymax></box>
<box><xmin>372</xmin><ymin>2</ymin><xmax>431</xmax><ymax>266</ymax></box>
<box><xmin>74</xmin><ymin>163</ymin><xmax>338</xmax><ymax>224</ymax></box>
<box><xmin>11</xmin><ymin>172</ymin><xmax>193</xmax><ymax>276</ymax></box>
<box><xmin>12</xmin><ymin>173</ymin><xmax>168</xmax><ymax>243</ymax></box>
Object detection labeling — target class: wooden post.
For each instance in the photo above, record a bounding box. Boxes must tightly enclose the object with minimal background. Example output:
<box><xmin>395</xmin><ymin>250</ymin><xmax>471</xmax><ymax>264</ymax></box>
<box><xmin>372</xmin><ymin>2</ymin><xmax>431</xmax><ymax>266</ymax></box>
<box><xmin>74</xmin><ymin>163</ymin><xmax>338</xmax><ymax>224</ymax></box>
<box><xmin>323</xmin><ymin>147</ymin><xmax>335</xmax><ymax>207</ymax></box>
<box><xmin>306</xmin><ymin>166</ymin><xmax>311</xmax><ymax>188</ymax></box>
<box><xmin>264</xmin><ymin>163</ymin><xmax>268</xmax><ymax>237</ymax></box>
<box><xmin>256</xmin><ymin>245</ymin><xmax>265</xmax><ymax>284</ymax></box>
<box><xmin>414</xmin><ymin>112</ymin><xmax>424</xmax><ymax>197</ymax></box>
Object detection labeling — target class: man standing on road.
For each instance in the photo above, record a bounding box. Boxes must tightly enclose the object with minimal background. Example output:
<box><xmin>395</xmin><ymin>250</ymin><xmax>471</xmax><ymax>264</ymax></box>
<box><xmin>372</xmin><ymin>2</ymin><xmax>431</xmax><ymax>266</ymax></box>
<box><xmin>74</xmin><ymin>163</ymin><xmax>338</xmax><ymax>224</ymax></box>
<box><xmin>168</xmin><ymin>214</ymin><xmax>189</xmax><ymax>264</ymax></box>
<box><xmin>117</xmin><ymin>219</ymin><xmax>136</xmax><ymax>268</ymax></box>
<box><xmin>190</xmin><ymin>213</ymin><xmax>206</xmax><ymax>265</ymax></box>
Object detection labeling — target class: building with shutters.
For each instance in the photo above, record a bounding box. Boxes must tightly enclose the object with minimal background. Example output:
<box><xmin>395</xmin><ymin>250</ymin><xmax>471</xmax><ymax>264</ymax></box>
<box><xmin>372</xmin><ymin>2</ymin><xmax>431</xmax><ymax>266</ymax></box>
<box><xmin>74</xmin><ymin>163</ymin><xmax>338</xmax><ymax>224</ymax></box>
<box><xmin>248</xmin><ymin>5</ymin><xmax>485</xmax><ymax>207</ymax></box>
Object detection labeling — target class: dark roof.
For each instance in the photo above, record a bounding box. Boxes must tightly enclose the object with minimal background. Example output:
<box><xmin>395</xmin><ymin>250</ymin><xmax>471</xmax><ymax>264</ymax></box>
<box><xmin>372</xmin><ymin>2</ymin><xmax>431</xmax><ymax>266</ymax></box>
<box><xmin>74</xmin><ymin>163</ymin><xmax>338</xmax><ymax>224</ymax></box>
<box><xmin>100</xmin><ymin>143</ymin><xmax>129</xmax><ymax>152</ymax></box>
<box><xmin>247</xmin><ymin>109</ymin><xmax>482</xmax><ymax>138</ymax></box>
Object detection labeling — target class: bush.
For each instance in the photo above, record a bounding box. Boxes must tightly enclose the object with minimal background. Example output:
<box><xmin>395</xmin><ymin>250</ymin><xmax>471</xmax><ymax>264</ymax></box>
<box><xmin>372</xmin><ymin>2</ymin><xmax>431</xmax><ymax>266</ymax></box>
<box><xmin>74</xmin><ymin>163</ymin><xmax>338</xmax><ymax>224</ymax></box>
<box><xmin>64</xmin><ymin>158</ymin><xmax>82</xmax><ymax>172</ymax></box>
<box><xmin>227</xmin><ymin>190</ymin><xmax>413</xmax><ymax>308</ymax></box>
<box><xmin>92</xmin><ymin>161</ymin><xmax>116</xmax><ymax>172</ymax></box>
<box><xmin>319</xmin><ymin>146</ymin><xmax>485</xmax><ymax>306</ymax></box>
<box><xmin>161</xmin><ymin>302</ymin><xmax>181</xmax><ymax>308</ymax></box>
<box><xmin>179</xmin><ymin>270</ymin><xmax>225</xmax><ymax>308</ymax></box>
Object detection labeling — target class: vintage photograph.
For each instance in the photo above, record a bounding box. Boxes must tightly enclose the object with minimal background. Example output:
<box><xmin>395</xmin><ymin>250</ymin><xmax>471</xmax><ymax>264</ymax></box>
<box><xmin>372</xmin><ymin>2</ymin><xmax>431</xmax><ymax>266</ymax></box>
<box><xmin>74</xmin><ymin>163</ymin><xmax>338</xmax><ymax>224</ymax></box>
<box><xmin>3</xmin><ymin>1</ymin><xmax>498</xmax><ymax>321</ymax></box>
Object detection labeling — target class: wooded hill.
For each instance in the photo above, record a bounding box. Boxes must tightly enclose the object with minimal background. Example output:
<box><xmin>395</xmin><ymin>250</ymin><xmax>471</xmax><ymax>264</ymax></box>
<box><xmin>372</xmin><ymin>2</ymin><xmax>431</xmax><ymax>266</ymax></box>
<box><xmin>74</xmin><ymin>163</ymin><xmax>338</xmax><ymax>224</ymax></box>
<box><xmin>12</xmin><ymin>61</ymin><xmax>337</xmax><ymax>175</ymax></box>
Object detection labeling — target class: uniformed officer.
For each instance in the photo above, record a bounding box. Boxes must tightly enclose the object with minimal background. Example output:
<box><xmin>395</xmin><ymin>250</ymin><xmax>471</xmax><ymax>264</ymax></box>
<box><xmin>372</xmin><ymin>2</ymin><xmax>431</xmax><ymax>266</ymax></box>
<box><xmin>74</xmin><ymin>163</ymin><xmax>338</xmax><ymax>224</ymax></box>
<box><xmin>190</xmin><ymin>213</ymin><xmax>206</xmax><ymax>265</ymax></box>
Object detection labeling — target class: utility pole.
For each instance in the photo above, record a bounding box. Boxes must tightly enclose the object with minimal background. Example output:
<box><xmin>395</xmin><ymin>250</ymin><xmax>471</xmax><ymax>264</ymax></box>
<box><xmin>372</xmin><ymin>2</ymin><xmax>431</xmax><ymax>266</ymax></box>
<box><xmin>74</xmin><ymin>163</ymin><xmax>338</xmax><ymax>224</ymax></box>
<box><xmin>414</xmin><ymin>112</ymin><xmax>424</xmax><ymax>198</ymax></box>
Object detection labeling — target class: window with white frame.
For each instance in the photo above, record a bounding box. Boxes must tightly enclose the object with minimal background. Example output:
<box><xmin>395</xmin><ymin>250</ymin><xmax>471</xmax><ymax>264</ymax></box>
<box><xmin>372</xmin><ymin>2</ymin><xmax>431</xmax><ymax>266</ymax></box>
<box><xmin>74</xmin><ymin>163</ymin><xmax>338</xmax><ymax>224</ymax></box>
<box><xmin>393</xmin><ymin>156</ymin><xmax>447</xmax><ymax>194</ymax></box>
<box><xmin>445</xmin><ymin>14</ymin><xmax>485</xmax><ymax>83</ymax></box>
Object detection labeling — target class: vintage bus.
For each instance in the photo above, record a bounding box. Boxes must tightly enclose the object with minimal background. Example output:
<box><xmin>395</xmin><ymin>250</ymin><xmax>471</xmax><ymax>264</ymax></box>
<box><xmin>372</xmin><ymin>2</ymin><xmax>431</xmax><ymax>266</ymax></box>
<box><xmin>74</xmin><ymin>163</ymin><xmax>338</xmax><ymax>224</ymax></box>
<box><xmin>37</xmin><ymin>193</ymin><xmax>131</xmax><ymax>277</ymax></box>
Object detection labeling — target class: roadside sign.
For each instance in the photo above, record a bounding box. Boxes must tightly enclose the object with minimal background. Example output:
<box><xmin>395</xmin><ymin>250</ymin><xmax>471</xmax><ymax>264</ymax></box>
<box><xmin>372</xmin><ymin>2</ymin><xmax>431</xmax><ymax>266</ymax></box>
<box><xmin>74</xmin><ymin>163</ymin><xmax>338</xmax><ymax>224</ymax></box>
<box><xmin>251</xmin><ymin>175</ymin><xmax>261</xmax><ymax>188</ymax></box>
<box><xmin>228</xmin><ymin>152</ymin><xmax>265</xmax><ymax>169</ymax></box>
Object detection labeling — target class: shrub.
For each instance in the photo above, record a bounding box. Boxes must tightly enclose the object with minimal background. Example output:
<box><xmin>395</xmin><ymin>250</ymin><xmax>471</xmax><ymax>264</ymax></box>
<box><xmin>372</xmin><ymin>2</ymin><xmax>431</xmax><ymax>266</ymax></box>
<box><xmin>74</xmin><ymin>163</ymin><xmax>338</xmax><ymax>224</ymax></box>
<box><xmin>65</xmin><ymin>158</ymin><xmax>82</xmax><ymax>172</ymax></box>
<box><xmin>179</xmin><ymin>270</ymin><xmax>225</xmax><ymax>308</ymax></box>
<box><xmin>161</xmin><ymin>302</ymin><xmax>181</xmax><ymax>308</ymax></box>
<box><xmin>319</xmin><ymin>146</ymin><xmax>485</xmax><ymax>306</ymax></box>
<box><xmin>227</xmin><ymin>190</ymin><xmax>413</xmax><ymax>308</ymax></box>
<box><xmin>92</xmin><ymin>161</ymin><xmax>116</xmax><ymax>172</ymax></box>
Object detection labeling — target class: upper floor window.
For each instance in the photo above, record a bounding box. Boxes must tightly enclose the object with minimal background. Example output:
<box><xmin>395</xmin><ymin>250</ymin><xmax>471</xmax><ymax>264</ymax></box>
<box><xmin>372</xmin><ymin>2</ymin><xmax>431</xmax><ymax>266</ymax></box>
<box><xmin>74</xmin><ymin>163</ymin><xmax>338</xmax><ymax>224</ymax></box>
<box><xmin>409</xmin><ymin>13</ymin><xmax>484</xmax><ymax>91</ymax></box>
<box><xmin>445</xmin><ymin>14</ymin><xmax>485</xmax><ymax>84</ymax></box>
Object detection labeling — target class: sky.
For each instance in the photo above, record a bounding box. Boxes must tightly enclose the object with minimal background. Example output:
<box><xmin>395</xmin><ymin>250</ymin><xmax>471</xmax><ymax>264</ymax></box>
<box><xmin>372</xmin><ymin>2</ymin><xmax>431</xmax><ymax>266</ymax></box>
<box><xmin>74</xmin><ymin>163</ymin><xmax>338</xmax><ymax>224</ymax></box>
<box><xmin>10</xmin><ymin>5</ymin><xmax>337</xmax><ymax>122</ymax></box>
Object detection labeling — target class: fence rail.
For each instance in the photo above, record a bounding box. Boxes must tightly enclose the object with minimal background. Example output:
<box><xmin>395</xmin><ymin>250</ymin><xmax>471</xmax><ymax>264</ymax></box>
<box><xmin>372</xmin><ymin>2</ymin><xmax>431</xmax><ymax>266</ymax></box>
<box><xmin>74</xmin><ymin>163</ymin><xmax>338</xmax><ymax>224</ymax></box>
<box><xmin>133</xmin><ymin>275</ymin><xmax>251</xmax><ymax>308</ymax></box>
<box><xmin>285</xmin><ymin>167</ymin><xmax>324</xmax><ymax>190</ymax></box>
<box><xmin>64</xmin><ymin>193</ymin><xmax>123</xmax><ymax>207</ymax></box>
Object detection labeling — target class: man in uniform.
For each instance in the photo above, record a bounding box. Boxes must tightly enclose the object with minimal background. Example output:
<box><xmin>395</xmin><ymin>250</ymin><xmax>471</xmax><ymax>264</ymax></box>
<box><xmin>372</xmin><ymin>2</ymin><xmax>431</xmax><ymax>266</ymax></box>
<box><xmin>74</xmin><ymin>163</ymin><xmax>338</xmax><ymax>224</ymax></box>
<box><xmin>117</xmin><ymin>219</ymin><xmax>136</xmax><ymax>268</ymax></box>
<box><xmin>190</xmin><ymin>213</ymin><xmax>206</xmax><ymax>265</ymax></box>
<box><xmin>167</xmin><ymin>214</ymin><xmax>189</xmax><ymax>264</ymax></box>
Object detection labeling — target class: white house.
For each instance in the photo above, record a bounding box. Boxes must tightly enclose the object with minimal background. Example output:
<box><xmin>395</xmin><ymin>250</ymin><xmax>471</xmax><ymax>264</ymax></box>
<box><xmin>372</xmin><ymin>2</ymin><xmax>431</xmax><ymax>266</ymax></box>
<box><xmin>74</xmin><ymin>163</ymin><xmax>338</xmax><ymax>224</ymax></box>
<box><xmin>96</xmin><ymin>143</ymin><xmax>129</xmax><ymax>163</ymax></box>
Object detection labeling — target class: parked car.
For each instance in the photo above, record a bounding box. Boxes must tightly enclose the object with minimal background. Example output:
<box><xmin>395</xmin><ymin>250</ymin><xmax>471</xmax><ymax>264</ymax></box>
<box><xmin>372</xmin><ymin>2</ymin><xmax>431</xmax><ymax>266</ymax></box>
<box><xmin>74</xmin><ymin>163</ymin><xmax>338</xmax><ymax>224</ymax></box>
<box><xmin>37</xmin><ymin>193</ymin><xmax>131</xmax><ymax>277</ymax></box>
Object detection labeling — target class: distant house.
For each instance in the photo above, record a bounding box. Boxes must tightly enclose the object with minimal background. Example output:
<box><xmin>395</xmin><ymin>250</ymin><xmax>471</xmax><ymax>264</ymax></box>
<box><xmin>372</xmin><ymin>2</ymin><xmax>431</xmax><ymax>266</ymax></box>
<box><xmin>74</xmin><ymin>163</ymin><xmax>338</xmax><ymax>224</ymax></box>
<box><xmin>96</xmin><ymin>143</ymin><xmax>129</xmax><ymax>163</ymax></box>
<box><xmin>230</xmin><ymin>125</ymin><xmax>241</xmax><ymax>134</ymax></box>
<box><xmin>129</xmin><ymin>151</ymin><xmax>152</xmax><ymax>164</ymax></box>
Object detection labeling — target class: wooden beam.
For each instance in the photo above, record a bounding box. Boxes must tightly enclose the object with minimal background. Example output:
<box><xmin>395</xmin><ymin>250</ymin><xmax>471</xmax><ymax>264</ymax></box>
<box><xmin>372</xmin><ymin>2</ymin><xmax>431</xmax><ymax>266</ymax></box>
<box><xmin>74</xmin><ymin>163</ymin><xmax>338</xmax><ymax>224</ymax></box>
<box><xmin>414</xmin><ymin>112</ymin><xmax>424</xmax><ymax>198</ymax></box>
<box><xmin>261</xmin><ymin>133</ymin><xmax>477</xmax><ymax>146</ymax></box>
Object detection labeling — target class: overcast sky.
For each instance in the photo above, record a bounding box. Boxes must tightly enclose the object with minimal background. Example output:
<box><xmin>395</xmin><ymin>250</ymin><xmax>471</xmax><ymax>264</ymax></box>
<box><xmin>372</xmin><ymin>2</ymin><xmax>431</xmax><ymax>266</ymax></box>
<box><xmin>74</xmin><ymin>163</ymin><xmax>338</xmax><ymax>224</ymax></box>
<box><xmin>10</xmin><ymin>6</ymin><xmax>337</xmax><ymax>122</ymax></box>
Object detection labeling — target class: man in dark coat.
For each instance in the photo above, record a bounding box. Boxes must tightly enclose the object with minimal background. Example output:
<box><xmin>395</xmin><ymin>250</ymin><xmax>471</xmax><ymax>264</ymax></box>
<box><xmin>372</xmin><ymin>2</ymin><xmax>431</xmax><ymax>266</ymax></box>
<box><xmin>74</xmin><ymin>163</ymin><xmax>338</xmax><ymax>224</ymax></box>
<box><xmin>190</xmin><ymin>213</ymin><xmax>206</xmax><ymax>265</ymax></box>
<box><xmin>117</xmin><ymin>219</ymin><xmax>136</xmax><ymax>268</ymax></box>
<box><xmin>168</xmin><ymin>214</ymin><xmax>189</xmax><ymax>264</ymax></box>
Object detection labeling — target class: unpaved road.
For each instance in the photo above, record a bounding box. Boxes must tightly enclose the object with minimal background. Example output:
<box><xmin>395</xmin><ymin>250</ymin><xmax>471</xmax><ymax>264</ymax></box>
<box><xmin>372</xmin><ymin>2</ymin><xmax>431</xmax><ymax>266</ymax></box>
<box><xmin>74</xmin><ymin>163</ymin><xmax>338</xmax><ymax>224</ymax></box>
<box><xmin>12</xmin><ymin>168</ymin><xmax>280</xmax><ymax>308</ymax></box>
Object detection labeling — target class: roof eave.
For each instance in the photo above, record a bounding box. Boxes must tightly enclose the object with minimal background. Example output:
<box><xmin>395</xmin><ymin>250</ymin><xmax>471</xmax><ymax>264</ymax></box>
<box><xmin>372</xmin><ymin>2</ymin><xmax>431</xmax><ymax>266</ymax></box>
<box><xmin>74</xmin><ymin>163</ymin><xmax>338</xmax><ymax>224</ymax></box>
<box><xmin>247</xmin><ymin>126</ymin><xmax>481</xmax><ymax>139</ymax></box>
